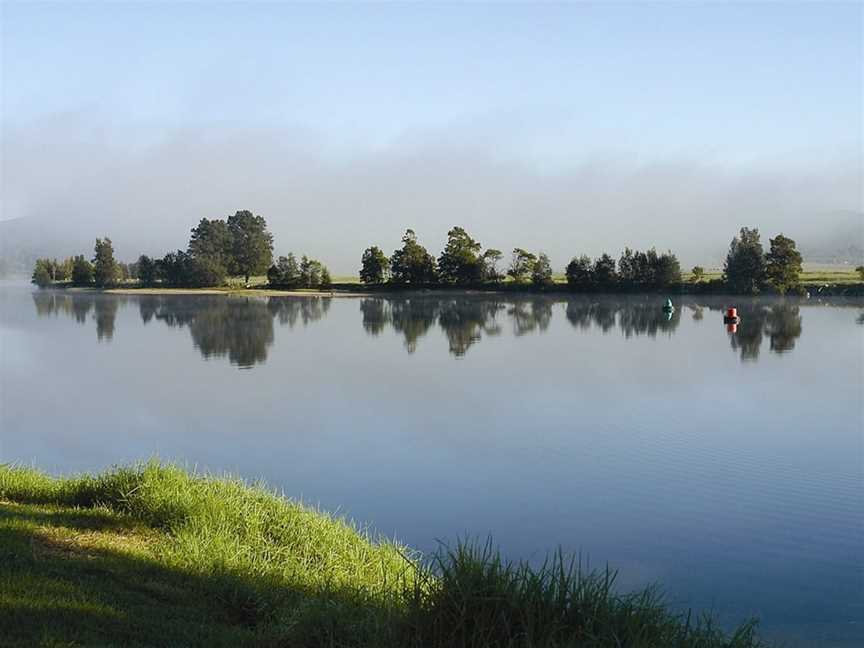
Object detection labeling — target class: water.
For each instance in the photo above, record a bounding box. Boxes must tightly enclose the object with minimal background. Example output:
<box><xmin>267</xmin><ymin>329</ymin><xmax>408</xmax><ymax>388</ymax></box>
<box><xmin>1</xmin><ymin>283</ymin><xmax>862</xmax><ymax>646</ymax></box>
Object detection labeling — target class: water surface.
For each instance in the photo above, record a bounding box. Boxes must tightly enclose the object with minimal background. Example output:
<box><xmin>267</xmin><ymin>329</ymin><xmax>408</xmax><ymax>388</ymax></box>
<box><xmin>1</xmin><ymin>283</ymin><xmax>861</xmax><ymax>646</ymax></box>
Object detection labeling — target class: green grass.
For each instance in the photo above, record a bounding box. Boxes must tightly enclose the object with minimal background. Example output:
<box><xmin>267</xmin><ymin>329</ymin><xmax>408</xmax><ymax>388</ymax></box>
<box><xmin>683</xmin><ymin>268</ymin><xmax>862</xmax><ymax>284</ymax></box>
<box><xmin>0</xmin><ymin>462</ymin><xmax>770</xmax><ymax>647</ymax></box>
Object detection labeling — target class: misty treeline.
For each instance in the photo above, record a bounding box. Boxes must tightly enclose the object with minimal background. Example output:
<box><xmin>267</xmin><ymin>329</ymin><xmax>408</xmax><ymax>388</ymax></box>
<box><xmin>30</xmin><ymin>210</ymin><xmax>331</xmax><ymax>290</ymax></box>
<box><xmin>359</xmin><ymin>225</ymin><xmax>806</xmax><ymax>294</ymax></box>
<box><xmin>32</xmin><ymin>213</ymin><xmax>806</xmax><ymax>295</ymax></box>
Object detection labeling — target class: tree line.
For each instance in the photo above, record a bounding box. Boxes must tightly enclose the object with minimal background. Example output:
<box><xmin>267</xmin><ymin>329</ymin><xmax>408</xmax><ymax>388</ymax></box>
<box><xmin>31</xmin><ymin>210</ymin><xmax>331</xmax><ymax>290</ymax></box>
<box><xmin>32</xmin><ymin>213</ymin><xmax>808</xmax><ymax>294</ymax></box>
<box><xmin>359</xmin><ymin>225</ymin><xmax>806</xmax><ymax>294</ymax></box>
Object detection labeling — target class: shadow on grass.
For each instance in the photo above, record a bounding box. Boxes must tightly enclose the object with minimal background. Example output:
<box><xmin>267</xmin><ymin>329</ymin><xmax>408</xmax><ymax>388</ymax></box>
<box><xmin>0</xmin><ymin>504</ymin><xmax>400</xmax><ymax>648</ymax></box>
<box><xmin>0</xmin><ymin>463</ymin><xmax>772</xmax><ymax>648</ymax></box>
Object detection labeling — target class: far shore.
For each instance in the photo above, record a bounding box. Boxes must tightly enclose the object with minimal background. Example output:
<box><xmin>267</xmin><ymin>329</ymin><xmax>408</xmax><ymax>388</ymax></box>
<box><xmin>43</xmin><ymin>280</ymin><xmax>864</xmax><ymax>298</ymax></box>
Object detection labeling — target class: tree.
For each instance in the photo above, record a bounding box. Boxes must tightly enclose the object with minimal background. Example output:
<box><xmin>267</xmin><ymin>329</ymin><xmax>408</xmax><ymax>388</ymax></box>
<box><xmin>51</xmin><ymin>258</ymin><xmax>68</xmax><ymax>281</ymax></box>
<box><xmin>360</xmin><ymin>246</ymin><xmax>390</xmax><ymax>284</ymax></box>
<box><xmin>618</xmin><ymin>248</ymin><xmax>638</xmax><ymax>284</ymax></box>
<box><xmin>653</xmin><ymin>251</ymin><xmax>682</xmax><ymax>286</ymax></box>
<box><xmin>188</xmin><ymin>218</ymin><xmax>232</xmax><ymax>285</ymax></box>
<box><xmin>116</xmin><ymin>262</ymin><xmax>129</xmax><ymax>284</ymax></box>
<box><xmin>856</xmin><ymin>265</ymin><xmax>864</xmax><ymax>281</ymax></box>
<box><xmin>320</xmin><ymin>267</ymin><xmax>332</xmax><ymax>289</ymax></box>
<box><xmin>157</xmin><ymin>250</ymin><xmax>208</xmax><ymax>287</ymax></box>
<box><xmin>31</xmin><ymin>259</ymin><xmax>53</xmax><ymax>288</ymax></box>
<box><xmin>565</xmin><ymin>255</ymin><xmax>593</xmax><ymax>286</ymax></box>
<box><xmin>507</xmin><ymin>248</ymin><xmax>537</xmax><ymax>283</ymax></box>
<box><xmin>138</xmin><ymin>255</ymin><xmax>157</xmax><ymax>286</ymax></box>
<box><xmin>438</xmin><ymin>226</ymin><xmax>482</xmax><ymax>284</ymax></box>
<box><xmin>71</xmin><ymin>255</ymin><xmax>94</xmax><ymax>286</ymax></box>
<box><xmin>765</xmin><ymin>233</ymin><xmax>803</xmax><ymax>295</ymax></box>
<box><xmin>531</xmin><ymin>253</ymin><xmax>553</xmax><ymax>286</ymax></box>
<box><xmin>227</xmin><ymin>210</ymin><xmax>273</xmax><ymax>284</ymax></box>
<box><xmin>268</xmin><ymin>253</ymin><xmax>301</xmax><ymax>286</ymax></box>
<box><xmin>618</xmin><ymin>248</ymin><xmax>652</xmax><ymax>285</ymax></box>
<box><xmin>299</xmin><ymin>255</ymin><xmax>327</xmax><ymax>288</ymax></box>
<box><xmin>59</xmin><ymin>257</ymin><xmax>75</xmax><ymax>281</ymax></box>
<box><xmin>390</xmin><ymin>229</ymin><xmax>437</xmax><ymax>284</ymax></box>
<box><xmin>691</xmin><ymin>266</ymin><xmax>705</xmax><ymax>282</ymax></box>
<box><xmin>93</xmin><ymin>237</ymin><xmax>119</xmax><ymax>287</ymax></box>
<box><xmin>593</xmin><ymin>253</ymin><xmax>617</xmax><ymax>286</ymax></box>
<box><xmin>480</xmin><ymin>249</ymin><xmax>504</xmax><ymax>283</ymax></box>
<box><xmin>724</xmin><ymin>227</ymin><xmax>765</xmax><ymax>294</ymax></box>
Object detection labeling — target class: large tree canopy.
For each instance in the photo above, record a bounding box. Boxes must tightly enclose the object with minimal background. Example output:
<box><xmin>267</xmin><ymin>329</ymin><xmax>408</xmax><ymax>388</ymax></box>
<box><xmin>531</xmin><ymin>253</ymin><xmax>553</xmax><ymax>286</ymax></box>
<box><xmin>359</xmin><ymin>246</ymin><xmax>390</xmax><ymax>284</ymax></box>
<box><xmin>227</xmin><ymin>210</ymin><xmax>273</xmax><ymax>283</ymax></box>
<box><xmin>565</xmin><ymin>255</ymin><xmax>593</xmax><ymax>286</ymax></box>
<box><xmin>438</xmin><ymin>227</ymin><xmax>483</xmax><ymax>284</ymax></box>
<box><xmin>507</xmin><ymin>248</ymin><xmax>537</xmax><ymax>283</ymax></box>
<box><xmin>390</xmin><ymin>230</ymin><xmax>437</xmax><ymax>284</ymax></box>
<box><xmin>724</xmin><ymin>227</ymin><xmax>766</xmax><ymax>295</ymax></box>
<box><xmin>188</xmin><ymin>218</ymin><xmax>233</xmax><ymax>285</ymax></box>
<box><xmin>71</xmin><ymin>255</ymin><xmax>94</xmax><ymax>286</ymax></box>
<box><xmin>765</xmin><ymin>234</ymin><xmax>803</xmax><ymax>294</ymax></box>
<box><xmin>93</xmin><ymin>237</ymin><xmax>119</xmax><ymax>287</ymax></box>
<box><xmin>593</xmin><ymin>253</ymin><xmax>617</xmax><ymax>285</ymax></box>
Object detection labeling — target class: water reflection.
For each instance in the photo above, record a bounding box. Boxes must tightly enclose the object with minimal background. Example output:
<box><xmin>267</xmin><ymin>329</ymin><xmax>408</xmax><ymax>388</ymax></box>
<box><xmin>31</xmin><ymin>292</ymin><xmax>126</xmax><ymax>341</ymax></box>
<box><xmin>267</xmin><ymin>296</ymin><xmax>331</xmax><ymax>328</ymax></box>
<box><xmin>563</xmin><ymin>297</ymin><xmax>682</xmax><ymax>337</ymax></box>
<box><xmin>362</xmin><ymin>297</ymin><xmax>505</xmax><ymax>355</ymax></box>
<box><xmin>32</xmin><ymin>291</ymin><xmax>818</xmax><ymax>365</ymax></box>
<box><xmin>724</xmin><ymin>302</ymin><xmax>803</xmax><ymax>360</ymax></box>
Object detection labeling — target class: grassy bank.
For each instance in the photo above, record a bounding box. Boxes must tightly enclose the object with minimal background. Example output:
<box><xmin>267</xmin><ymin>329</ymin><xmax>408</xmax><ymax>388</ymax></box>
<box><xmin>0</xmin><ymin>463</ymin><xmax>767</xmax><ymax>647</ymax></box>
<box><xmin>35</xmin><ymin>265</ymin><xmax>864</xmax><ymax>297</ymax></box>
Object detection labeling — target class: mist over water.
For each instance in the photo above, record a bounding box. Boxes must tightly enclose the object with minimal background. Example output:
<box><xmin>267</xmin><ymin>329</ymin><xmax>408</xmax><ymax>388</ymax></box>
<box><xmin>2</xmin><ymin>284</ymin><xmax>862</xmax><ymax>646</ymax></box>
<box><xmin>2</xmin><ymin>122</ymin><xmax>860</xmax><ymax>272</ymax></box>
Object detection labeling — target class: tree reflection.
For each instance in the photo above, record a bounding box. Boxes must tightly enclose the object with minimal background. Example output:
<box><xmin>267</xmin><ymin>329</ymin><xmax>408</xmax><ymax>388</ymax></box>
<box><xmin>31</xmin><ymin>292</ymin><xmax>121</xmax><ymax>338</ymax></box>
<box><xmin>438</xmin><ymin>299</ymin><xmax>504</xmax><ymax>356</ymax></box>
<box><xmin>728</xmin><ymin>303</ymin><xmax>768</xmax><ymax>361</ymax></box>
<box><xmin>32</xmin><ymin>292</ymin><xmax>94</xmax><ymax>323</ymax></box>
<box><xmin>189</xmin><ymin>299</ymin><xmax>273</xmax><ymax>368</ymax></box>
<box><xmin>359</xmin><ymin>297</ymin><xmax>506</xmax><ymax>356</ymax></box>
<box><xmin>563</xmin><ymin>298</ymin><xmax>680</xmax><ymax>337</ymax></box>
<box><xmin>618</xmin><ymin>302</ymin><xmax>680</xmax><ymax>338</ymax></box>
<box><xmin>390</xmin><ymin>299</ymin><xmax>439</xmax><ymax>354</ymax></box>
<box><xmin>359</xmin><ymin>298</ymin><xmax>389</xmax><ymax>336</ymax></box>
<box><xmin>765</xmin><ymin>304</ymin><xmax>802</xmax><ymax>353</ymax></box>
<box><xmin>508</xmin><ymin>298</ymin><xmax>553</xmax><ymax>336</ymax></box>
<box><xmin>33</xmin><ymin>290</ymin><xmax>816</xmax><ymax>363</ymax></box>
<box><xmin>94</xmin><ymin>298</ymin><xmax>119</xmax><ymax>341</ymax></box>
<box><xmin>267</xmin><ymin>296</ymin><xmax>331</xmax><ymax>328</ymax></box>
<box><xmin>725</xmin><ymin>301</ymin><xmax>803</xmax><ymax>360</ymax></box>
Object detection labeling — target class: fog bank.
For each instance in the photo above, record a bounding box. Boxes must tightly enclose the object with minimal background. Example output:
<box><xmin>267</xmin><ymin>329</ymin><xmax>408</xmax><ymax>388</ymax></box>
<box><xmin>2</xmin><ymin>118</ymin><xmax>860</xmax><ymax>273</ymax></box>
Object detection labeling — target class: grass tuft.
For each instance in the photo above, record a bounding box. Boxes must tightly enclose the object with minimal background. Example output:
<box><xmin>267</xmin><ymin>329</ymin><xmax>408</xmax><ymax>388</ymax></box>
<box><xmin>0</xmin><ymin>462</ymin><xmax>771</xmax><ymax>647</ymax></box>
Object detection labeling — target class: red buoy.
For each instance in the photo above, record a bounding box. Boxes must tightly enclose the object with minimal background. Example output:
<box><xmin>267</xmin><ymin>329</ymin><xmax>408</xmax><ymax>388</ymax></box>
<box><xmin>723</xmin><ymin>306</ymin><xmax>740</xmax><ymax>326</ymax></box>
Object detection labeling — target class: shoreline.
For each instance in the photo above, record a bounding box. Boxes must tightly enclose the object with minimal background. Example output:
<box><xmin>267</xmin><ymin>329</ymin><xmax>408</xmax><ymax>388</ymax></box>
<box><xmin>36</xmin><ymin>280</ymin><xmax>864</xmax><ymax>298</ymax></box>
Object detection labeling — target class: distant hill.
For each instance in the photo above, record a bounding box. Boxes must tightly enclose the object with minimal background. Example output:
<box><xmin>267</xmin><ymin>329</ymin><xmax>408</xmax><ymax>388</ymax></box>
<box><xmin>798</xmin><ymin>211</ymin><xmax>864</xmax><ymax>265</ymax></box>
<box><xmin>0</xmin><ymin>218</ymin><xmax>92</xmax><ymax>277</ymax></box>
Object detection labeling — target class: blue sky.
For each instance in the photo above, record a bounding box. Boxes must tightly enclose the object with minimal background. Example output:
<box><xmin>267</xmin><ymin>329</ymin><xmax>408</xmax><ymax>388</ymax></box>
<box><xmin>1</xmin><ymin>2</ymin><xmax>861</xmax><ymax>269</ymax></box>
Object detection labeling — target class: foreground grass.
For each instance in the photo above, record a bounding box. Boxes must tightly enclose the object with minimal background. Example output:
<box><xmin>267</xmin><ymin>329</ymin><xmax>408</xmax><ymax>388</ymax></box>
<box><xmin>0</xmin><ymin>463</ymin><xmax>769</xmax><ymax>647</ymax></box>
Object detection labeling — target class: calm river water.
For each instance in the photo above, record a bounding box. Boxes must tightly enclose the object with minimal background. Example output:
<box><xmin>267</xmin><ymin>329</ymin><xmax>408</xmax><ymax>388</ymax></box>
<box><xmin>1</xmin><ymin>283</ymin><xmax>861</xmax><ymax>646</ymax></box>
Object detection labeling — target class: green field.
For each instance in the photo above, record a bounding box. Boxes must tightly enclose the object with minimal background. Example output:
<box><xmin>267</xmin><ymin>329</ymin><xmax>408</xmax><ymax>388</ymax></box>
<box><xmin>0</xmin><ymin>462</ymin><xmax>769</xmax><ymax>647</ymax></box>
<box><xmin>681</xmin><ymin>267</ymin><xmax>861</xmax><ymax>285</ymax></box>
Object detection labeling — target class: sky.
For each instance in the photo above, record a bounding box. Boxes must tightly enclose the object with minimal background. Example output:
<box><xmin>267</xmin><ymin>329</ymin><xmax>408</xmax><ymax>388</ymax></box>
<box><xmin>1</xmin><ymin>1</ymin><xmax>862</xmax><ymax>271</ymax></box>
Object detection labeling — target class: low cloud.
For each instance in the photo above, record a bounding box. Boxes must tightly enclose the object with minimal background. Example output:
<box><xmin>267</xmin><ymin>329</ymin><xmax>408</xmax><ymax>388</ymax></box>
<box><xmin>2</xmin><ymin>115</ymin><xmax>860</xmax><ymax>272</ymax></box>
